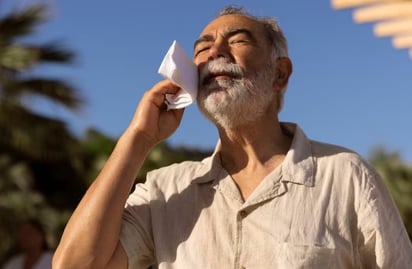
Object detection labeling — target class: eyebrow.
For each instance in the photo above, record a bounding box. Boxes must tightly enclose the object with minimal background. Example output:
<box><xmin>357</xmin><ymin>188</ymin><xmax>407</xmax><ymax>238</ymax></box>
<box><xmin>193</xmin><ymin>34</ymin><xmax>214</xmax><ymax>50</ymax></box>
<box><xmin>193</xmin><ymin>28</ymin><xmax>257</xmax><ymax>50</ymax></box>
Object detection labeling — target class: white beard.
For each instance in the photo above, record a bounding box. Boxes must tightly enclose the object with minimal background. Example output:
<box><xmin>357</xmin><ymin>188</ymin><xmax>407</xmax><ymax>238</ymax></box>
<box><xmin>197</xmin><ymin>59</ymin><xmax>276</xmax><ymax>129</ymax></box>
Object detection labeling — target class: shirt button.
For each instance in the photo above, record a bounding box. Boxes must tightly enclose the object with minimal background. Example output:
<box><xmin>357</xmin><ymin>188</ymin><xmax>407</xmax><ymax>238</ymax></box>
<box><xmin>239</xmin><ymin>210</ymin><xmax>248</xmax><ymax>218</ymax></box>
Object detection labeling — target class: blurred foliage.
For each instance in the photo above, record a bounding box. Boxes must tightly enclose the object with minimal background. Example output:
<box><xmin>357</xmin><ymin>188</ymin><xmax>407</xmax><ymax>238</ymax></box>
<box><xmin>0</xmin><ymin>123</ymin><xmax>212</xmax><ymax>264</ymax></box>
<box><xmin>0</xmin><ymin>154</ymin><xmax>73</xmax><ymax>260</ymax></box>
<box><xmin>0</xmin><ymin>1</ymin><xmax>83</xmax><ymax>265</ymax></box>
<box><xmin>0</xmin><ymin>2</ymin><xmax>82</xmax><ymax>161</ymax></box>
<box><xmin>79</xmin><ymin>128</ymin><xmax>116</xmax><ymax>185</ymax></box>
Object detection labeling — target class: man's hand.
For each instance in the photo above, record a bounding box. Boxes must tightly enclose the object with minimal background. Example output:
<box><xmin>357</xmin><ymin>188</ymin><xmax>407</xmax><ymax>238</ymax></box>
<box><xmin>127</xmin><ymin>80</ymin><xmax>185</xmax><ymax>147</ymax></box>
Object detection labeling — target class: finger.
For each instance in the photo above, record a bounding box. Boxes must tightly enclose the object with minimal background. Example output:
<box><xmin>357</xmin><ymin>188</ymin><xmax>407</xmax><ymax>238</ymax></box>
<box><xmin>146</xmin><ymin>80</ymin><xmax>181</xmax><ymax>108</ymax></box>
<box><xmin>153</xmin><ymin>80</ymin><xmax>181</xmax><ymax>95</ymax></box>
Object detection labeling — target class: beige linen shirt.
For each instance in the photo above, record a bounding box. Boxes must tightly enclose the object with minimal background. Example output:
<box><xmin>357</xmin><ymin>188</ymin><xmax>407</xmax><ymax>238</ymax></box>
<box><xmin>120</xmin><ymin>123</ymin><xmax>412</xmax><ymax>269</ymax></box>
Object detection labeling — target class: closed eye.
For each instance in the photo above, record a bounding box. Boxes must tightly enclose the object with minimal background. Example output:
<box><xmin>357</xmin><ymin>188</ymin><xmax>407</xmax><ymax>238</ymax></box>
<box><xmin>195</xmin><ymin>46</ymin><xmax>210</xmax><ymax>56</ymax></box>
<box><xmin>230</xmin><ymin>39</ymin><xmax>248</xmax><ymax>44</ymax></box>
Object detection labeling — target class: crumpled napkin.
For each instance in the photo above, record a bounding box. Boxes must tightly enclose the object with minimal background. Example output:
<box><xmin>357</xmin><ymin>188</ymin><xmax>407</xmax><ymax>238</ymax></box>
<box><xmin>158</xmin><ymin>40</ymin><xmax>198</xmax><ymax>110</ymax></box>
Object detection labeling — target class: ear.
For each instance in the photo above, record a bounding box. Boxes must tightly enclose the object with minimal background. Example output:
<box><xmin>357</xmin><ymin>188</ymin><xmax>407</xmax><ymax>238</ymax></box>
<box><xmin>273</xmin><ymin>57</ymin><xmax>293</xmax><ymax>91</ymax></box>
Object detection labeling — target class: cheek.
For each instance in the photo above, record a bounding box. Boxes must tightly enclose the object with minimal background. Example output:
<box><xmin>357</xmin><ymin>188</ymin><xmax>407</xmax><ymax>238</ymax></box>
<box><xmin>239</xmin><ymin>47</ymin><xmax>271</xmax><ymax>66</ymax></box>
<box><xmin>194</xmin><ymin>59</ymin><xmax>206</xmax><ymax>78</ymax></box>
<box><xmin>193</xmin><ymin>52</ymin><xmax>209</xmax><ymax>66</ymax></box>
<box><xmin>242</xmin><ymin>55</ymin><xmax>262</xmax><ymax>68</ymax></box>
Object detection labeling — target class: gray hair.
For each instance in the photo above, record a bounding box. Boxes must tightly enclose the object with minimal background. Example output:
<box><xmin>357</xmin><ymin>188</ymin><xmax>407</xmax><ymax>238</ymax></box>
<box><xmin>216</xmin><ymin>5</ymin><xmax>289</xmax><ymax>58</ymax></box>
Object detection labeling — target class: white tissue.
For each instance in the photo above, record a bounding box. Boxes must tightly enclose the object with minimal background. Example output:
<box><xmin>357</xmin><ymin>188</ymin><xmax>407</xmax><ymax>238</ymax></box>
<box><xmin>158</xmin><ymin>40</ymin><xmax>198</xmax><ymax>109</ymax></box>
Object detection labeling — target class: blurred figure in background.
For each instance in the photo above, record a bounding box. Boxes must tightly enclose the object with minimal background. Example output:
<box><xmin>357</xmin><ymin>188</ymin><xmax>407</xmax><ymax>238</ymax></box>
<box><xmin>2</xmin><ymin>219</ymin><xmax>53</xmax><ymax>269</ymax></box>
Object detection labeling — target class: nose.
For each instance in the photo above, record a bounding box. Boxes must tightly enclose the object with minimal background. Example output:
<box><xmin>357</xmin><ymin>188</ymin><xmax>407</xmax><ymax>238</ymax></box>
<box><xmin>208</xmin><ymin>39</ymin><xmax>229</xmax><ymax>60</ymax></box>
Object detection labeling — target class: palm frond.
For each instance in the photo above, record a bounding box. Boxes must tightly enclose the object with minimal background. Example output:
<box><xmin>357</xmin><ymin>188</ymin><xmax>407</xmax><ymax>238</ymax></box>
<box><xmin>0</xmin><ymin>4</ymin><xmax>47</xmax><ymax>43</ymax></box>
<box><xmin>0</xmin><ymin>42</ymin><xmax>75</xmax><ymax>71</ymax></box>
<box><xmin>0</xmin><ymin>102</ymin><xmax>78</xmax><ymax>161</ymax></box>
<box><xmin>36</xmin><ymin>41</ymin><xmax>76</xmax><ymax>64</ymax></box>
<box><xmin>4</xmin><ymin>78</ymin><xmax>83</xmax><ymax>111</ymax></box>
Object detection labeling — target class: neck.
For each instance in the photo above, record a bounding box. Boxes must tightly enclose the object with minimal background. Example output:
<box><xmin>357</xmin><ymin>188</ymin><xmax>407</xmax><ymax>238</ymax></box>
<box><xmin>217</xmin><ymin>117</ymin><xmax>292</xmax><ymax>201</ymax></box>
<box><xmin>218</xmin><ymin>117</ymin><xmax>291</xmax><ymax>174</ymax></box>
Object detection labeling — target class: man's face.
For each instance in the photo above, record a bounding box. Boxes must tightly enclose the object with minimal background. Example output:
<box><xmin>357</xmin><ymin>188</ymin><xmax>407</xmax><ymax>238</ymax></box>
<box><xmin>194</xmin><ymin>14</ymin><xmax>274</xmax><ymax>86</ymax></box>
<box><xmin>193</xmin><ymin>14</ymin><xmax>277</xmax><ymax>128</ymax></box>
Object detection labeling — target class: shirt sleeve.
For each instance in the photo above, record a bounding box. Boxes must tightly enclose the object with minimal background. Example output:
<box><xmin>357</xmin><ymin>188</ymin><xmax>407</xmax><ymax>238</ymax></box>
<box><xmin>120</xmin><ymin>183</ymin><xmax>156</xmax><ymax>269</ymax></box>
<box><xmin>357</xmin><ymin>164</ymin><xmax>412</xmax><ymax>268</ymax></box>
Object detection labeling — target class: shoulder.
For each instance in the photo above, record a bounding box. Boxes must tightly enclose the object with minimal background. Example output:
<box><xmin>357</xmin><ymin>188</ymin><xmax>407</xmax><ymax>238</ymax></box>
<box><xmin>309</xmin><ymin>139</ymin><xmax>384</xmax><ymax>195</ymax></box>
<box><xmin>310</xmin><ymin>140</ymin><xmax>389</xmax><ymax>205</ymax></box>
<box><xmin>144</xmin><ymin>155</ymin><xmax>214</xmax><ymax>192</ymax></box>
<box><xmin>284</xmin><ymin>122</ymin><xmax>375</xmax><ymax>180</ymax></box>
<box><xmin>148</xmin><ymin>158</ymin><xmax>209</xmax><ymax>179</ymax></box>
<box><xmin>311</xmin><ymin>139</ymin><xmax>373</xmax><ymax>172</ymax></box>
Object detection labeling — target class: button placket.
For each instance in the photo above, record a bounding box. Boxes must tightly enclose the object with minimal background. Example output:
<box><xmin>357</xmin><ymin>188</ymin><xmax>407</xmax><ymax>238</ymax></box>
<box><xmin>234</xmin><ymin>209</ymin><xmax>249</xmax><ymax>269</ymax></box>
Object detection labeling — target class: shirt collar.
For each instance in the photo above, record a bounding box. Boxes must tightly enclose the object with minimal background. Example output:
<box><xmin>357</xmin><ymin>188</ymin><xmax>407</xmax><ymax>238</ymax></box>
<box><xmin>280</xmin><ymin>122</ymin><xmax>315</xmax><ymax>187</ymax></box>
<box><xmin>191</xmin><ymin>142</ymin><xmax>223</xmax><ymax>184</ymax></box>
<box><xmin>192</xmin><ymin>122</ymin><xmax>315</xmax><ymax>187</ymax></box>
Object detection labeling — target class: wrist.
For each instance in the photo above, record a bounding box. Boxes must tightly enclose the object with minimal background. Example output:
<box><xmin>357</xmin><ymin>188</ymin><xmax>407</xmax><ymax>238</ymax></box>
<box><xmin>120</xmin><ymin>127</ymin><xmax>158</xmax><ymax>155</ymax></box>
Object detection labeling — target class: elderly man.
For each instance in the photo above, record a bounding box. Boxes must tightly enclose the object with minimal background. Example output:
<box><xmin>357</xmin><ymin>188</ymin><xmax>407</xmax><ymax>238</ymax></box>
<box><xmin>53</xmin><ymin>6</ymin><xmax>412</xmax><ymax>269</ymax></box>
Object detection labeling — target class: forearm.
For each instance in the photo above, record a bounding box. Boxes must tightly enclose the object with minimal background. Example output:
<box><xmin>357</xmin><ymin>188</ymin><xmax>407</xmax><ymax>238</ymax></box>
<box><xmin>53</xmin><ymin>129</ymin><xmax>154</xmax><ymax>269</ymax></box>
<box><xmin>53</xmin><ymin>80</ymin><xmax>183</xmax><ymax>269</ymax></box>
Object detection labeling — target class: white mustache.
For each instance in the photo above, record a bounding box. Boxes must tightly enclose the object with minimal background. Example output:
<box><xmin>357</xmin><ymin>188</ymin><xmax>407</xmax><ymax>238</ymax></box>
<box><xmin>199</xmin><ymin>58</ymin><xmax>244</xmax><ymax>85</ymax></box>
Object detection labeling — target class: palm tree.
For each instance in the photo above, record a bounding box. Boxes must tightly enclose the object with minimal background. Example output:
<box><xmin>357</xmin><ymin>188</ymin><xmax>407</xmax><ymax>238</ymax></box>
<box><xmin>0</xmin><ymin>3</ymin><xmax>82</xmax><ymax>161</ymax></box>
<box><xmin>0</xmin><ymin>3</ymin><xmax>85</xmax><ymax>263</ymax></box>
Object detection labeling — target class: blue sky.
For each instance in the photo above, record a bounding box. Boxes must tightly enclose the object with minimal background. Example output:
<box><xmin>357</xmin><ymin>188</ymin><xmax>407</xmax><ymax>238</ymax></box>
<box><xmin>4</xmin><ymin>0</ymin><xmax>412</xmax><ymax>162</ymax></box>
